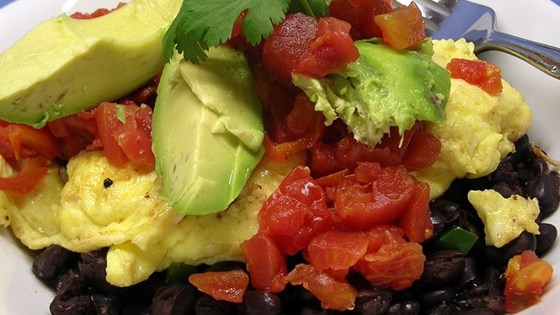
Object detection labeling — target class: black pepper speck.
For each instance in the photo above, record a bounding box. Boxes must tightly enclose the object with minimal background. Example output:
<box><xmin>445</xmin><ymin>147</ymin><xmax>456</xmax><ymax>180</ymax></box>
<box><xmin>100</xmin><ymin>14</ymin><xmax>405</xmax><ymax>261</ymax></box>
<box><xmin>103</xmin><ymin>178</ymin><xmax>113</xmax><ymax>188</ymax></box>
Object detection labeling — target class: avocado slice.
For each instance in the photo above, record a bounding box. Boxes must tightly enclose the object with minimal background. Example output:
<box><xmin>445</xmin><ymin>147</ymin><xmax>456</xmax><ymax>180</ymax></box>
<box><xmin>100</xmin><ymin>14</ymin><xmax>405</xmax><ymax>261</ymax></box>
<box><xmin>153</xmin><ymin>46</ymin><xmax>265</xmax><ymax>215</ymax></box>
<box><xmin>293</xmin><ymin>40</ymin><xmax>450</xmax><ymax>147</ymax></box>
<box><xmin>0</xmin><ymin>0</ymin><xmax>181</xmax><ymax>127</ymax></box>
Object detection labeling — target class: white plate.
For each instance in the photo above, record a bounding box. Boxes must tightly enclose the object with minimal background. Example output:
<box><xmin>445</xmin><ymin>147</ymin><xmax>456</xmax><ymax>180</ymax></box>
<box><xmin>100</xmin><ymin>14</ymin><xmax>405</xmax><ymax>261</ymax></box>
<box><xmin>0</xmin><ymin>0</ymin><xmax>559</xmax><ymax>314</ymax></box>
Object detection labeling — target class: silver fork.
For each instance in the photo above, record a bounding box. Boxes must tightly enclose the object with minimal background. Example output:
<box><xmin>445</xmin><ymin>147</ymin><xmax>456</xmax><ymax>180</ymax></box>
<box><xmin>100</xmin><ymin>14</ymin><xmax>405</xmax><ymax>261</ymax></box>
<box><xmin>393</xmin><ymin>0</ymin><xmax>560</xmax><ymax>79</ymax></box>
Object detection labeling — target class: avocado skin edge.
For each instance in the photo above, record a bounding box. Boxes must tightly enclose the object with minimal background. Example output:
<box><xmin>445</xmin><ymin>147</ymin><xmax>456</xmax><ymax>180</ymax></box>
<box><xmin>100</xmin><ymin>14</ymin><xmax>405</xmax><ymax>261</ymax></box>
<box><xmin>0</xmin><ymin>0</ymin><xmax>181</xmax><ymax>127</ymax></box>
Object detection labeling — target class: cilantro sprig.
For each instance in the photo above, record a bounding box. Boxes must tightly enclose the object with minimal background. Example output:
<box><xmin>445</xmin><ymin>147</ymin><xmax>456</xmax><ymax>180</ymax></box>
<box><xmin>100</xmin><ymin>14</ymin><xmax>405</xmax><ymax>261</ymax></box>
<box><xmin>163</xmin><ymin>0</ymin><xmax>329</xmax><ymax>63</ymax></box>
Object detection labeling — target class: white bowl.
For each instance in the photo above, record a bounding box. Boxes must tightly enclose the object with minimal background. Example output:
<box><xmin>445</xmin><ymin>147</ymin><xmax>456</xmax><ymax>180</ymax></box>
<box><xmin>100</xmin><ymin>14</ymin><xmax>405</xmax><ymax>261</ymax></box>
<box><xmin>0</xmin><ymin>0</ymin><xmax>559</xmax><ymax>314</ymax></box>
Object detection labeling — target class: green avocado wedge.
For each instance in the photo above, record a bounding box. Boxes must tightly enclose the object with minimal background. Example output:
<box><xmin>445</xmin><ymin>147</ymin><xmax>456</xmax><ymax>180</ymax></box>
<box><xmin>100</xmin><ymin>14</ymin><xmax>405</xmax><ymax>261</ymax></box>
<box><xmin>293</xmin><ymin>40</ymin><xmax>450</xmax><ymax>147</ymax></box>
<box><xmin>0</xmin><ymin>0</ymin><xmax>181</xmax><ymax>127</ymax></box>
<box><xmin>153</xmin><ymin>46</ymin><xmax>265</xmax><ymax>215</ymax></box>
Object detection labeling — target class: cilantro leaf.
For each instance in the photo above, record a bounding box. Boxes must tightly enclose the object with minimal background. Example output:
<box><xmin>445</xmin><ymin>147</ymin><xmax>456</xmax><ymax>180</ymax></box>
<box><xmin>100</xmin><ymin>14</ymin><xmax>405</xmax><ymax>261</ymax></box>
<box><xmin>163</xmin><ymin>0</ymin><xmax>330</xmax><ymax>64</ymax></box>
<box><xmin>288</xmin><ymin>0</ymin><xmax>329</xmax><ymax>18</ymax></box>
<box><xmin>163</xmin><ymin>0</ymin><xmax>290</xmax><ymax>63</ymax></box>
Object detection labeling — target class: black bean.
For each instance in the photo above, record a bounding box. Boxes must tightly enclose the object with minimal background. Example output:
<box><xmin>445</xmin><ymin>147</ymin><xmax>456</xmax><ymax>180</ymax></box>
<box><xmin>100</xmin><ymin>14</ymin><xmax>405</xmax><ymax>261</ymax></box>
<box><xmin>531</xmin><ymin>157</ymin><xmax>549</xmax><ymax>176</ymax></box>
<box><xmin>536</xmin><ymin>222</ymin><xmax>558</xmax><ymax>256</ymax></box>
<box><xmin>150</xmin><ymin>283</ymin><xmax>197</xmax><ymax>315</ymax></box>
<box><xmin>237</xmin><ymin>290</ymin><xmax>282</xmax><ymax>315</ymax></box>
<box><xmin>419</xmin><ymin>288</ymin><xmax>454</xmax><ymax>307</ymax></box>
<box><xmin>485</xmin><ymin>232</ymin><xmax>536</xmax><ymax>266</ymax></box>
<box><xmin>454</xmin><ymin>257</ymin><xmax>478</xmax><ymax>289</ymax></box>
<box><xmin>454</xmin><ymin>307</ymin><xmax>495</xmax><ymax>315</ymax></box>
<box><xmin>492</xmin><ymin>182</ymin><xmax>516</xmax><ymax>198</ymax></box>
<box><xmin>421</xmin><ymin>250</ymin><xmax>465</xmax><ymax>287</ymax></box>
<box><xmin>455</xmin><ymin>284</ymin><xmax>505</xmax><ymax>314</ymax></box>
<box><xmin>482</xmin><ymin>266</ymin><xmax>504</xmax><ymax>290</ymax></box>
<box><xmin>424</xmin><ymin>302</ymin><xmax>456</xmax><ymax>315</ymax></box>
<box><xmin>354</xmin><ymin>288</ymin><xmax>392</xmax><ymax>315</ymax></box>
<box><xmin>386</xmin><ymin>300</ymin><xmax>420</xmax><ymax>315</ymax></box>
<box><xmin>300</xmin><ymin>307</ymin><xmax>329</xmax><ymax>315</ymax></box>
<box><xmin>279</xmin><ymin>284</ymin><xmax>321</xmax><ymax>312</ymax></box>
<box><xmin>79</xmin><ymin>250</ymin><xmax>113</xmax><ymax>292</ymax></box>
<box><xmin>55</xmin><ymin>269</ymin><xmax>84</xmax><ymax>300</ymax></box>
<box><xmin>91</xmin><ymin>295</ymin><xmax>119</xmax><ymax>315</ymax></box>
<box><xmin>195</xmin><ymin>294</ymin><xmax>235</xmax><ymax>315</ymax></box>
<box><xmin>528</xmin><ymin>173</ymin><xmax>560</xmax><ymax>217</ymax></box>
<box><xmin>429</xmin><ymin>209</ymin><xmax>448</xmax><ymax>237</ymax></box>
<box><xmin>430</xmin><ymin>199</ymin><xmax>461</xmax><ymax>224</ymax></box>
<box><xmin>122</xmin><ymin>306</ymin><xmax>150</xmax><ymax>315</ymax></box>
<box><xmin>50</xmin><ymin>295</ymin><xmax>93</xmax><ymax>315</ymax></box>
<box><xmin>32</xmin><ymin>245</ymin><xmax>78</xmax><ymax>285</ymax></box>
<box><xmin>514</xmin><ymin>135</ymin><xmax>531</xmax><ymax>156</ymax></box>
<box><xmin>491</xmin><ymin>159</ymin><xmax>519</xmax><ymax>187</ymax></box>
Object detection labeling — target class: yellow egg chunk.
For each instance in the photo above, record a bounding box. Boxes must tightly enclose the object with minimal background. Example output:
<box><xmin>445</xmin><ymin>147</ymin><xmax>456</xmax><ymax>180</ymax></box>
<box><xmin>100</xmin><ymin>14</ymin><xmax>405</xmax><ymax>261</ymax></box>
<box><xmin>0</xmin><ymin>157</ymin><xmax>64</xmax><ymax>245</ymax></box>
<box><xmin>0</xmin><ymin>150</ymin><xmax>303</xmax><ymax>287</ymax></box>
<box><xmin>105</xmin><ymin>155</ymin><xmax>302</xmax><ymax>286</ymax></box>
<box><xmin>468</xmin><ymin>189</ymin><xmax>540</xmax><ymax>248</ymax></box>
<box><xmin>413</xmin><ymin>39</ymin><xmax>532</xmax><ymax>199</ymax></box>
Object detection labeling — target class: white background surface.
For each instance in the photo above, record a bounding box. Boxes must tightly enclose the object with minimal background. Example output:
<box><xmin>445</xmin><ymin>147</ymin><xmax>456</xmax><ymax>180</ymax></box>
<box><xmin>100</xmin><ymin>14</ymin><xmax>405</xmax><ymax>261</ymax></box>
<box><xmin>0</xmin><ymin>0</ymin><xmax>559</xmax><ymax>314</ymax></box>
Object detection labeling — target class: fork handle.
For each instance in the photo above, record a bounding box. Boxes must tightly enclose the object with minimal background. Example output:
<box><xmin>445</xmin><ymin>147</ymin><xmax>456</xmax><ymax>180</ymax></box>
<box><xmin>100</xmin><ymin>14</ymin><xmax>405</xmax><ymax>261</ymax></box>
<box><xmin>477</xmin><ymin>31</ymin><xmax>560</xmax><ymax>79</ymax></box>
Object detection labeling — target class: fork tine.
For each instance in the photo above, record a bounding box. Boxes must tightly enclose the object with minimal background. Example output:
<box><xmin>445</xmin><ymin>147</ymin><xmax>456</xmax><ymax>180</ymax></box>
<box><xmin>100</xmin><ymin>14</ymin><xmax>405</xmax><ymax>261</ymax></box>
<box><xmin>420</xmin><ymin>0</ymin><xmax>457</xmax><ymax>13</ymax></box>
<box><xmin>393</xmin><ymin>0</ymin><xmax>443</xmax><ymax>35</ymax></box>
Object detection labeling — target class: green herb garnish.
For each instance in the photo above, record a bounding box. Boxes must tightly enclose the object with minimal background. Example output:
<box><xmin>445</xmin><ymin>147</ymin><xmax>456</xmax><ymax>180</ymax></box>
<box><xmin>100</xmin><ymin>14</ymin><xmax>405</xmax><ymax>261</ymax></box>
<box><xmin>163</xmin><ymin>0</ymin><xmax>329</xmax><ymax>63</ymax></box>
<box><xmin>116</xmin><ymin>105</ymin><xmax>127</xmax><ymax>124</ymax></box>
<box><xmin>434</xmin><ymin>226</ymin><xmax>479</xmax><ymax>255</ymax></box>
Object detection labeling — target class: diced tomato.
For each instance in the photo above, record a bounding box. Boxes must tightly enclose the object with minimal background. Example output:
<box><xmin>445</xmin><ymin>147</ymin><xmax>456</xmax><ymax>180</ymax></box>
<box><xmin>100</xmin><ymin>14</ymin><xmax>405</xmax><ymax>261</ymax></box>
<box><xmin>258</xmin><ymin>166</ymin><xmax>321</xmax><ymax>237</ymax></box>
<box><xmin>287</xmin><ymin>264</ymin><xmax>358</xmax><ymax>311</ymax></box>
<box><xmin>47</xmin><ymin>111</ymin><xmax>97</xmax><ymax>158</ymax></box>
<box><xmin>262</xmin><ymin>13</ymin><xmax>319</xmax><ymax>81</ymax></box>
<box><xmin>309</xmin><ymin>122</ymin><xmax>439</xmax><ymax>177</ymax></box>
<box><xmin>402</xmin><ymin>128</ymin><xmax>441</xmax><ymax>171</ymax></box>
<box><xmin>354</xmin><ymin>230</ymin><xmax>426</xmax><ymax>290</ymax></box>
<box><xmin>0</xmin><ymin>122</ymin><xmax>61</xmax><ymax>194</ymax></box>
<box><xmin>0</xmin><ymin>156</ymin><xmax>49</xmax><ymax>195</ymax></box>
<box><xmin>70</xmin><ymin>2</ymin><xmax>126</xmax><ymax>19</ymax></box>
<box><xmin>374</xmin><ymin>2</ymin><xmax>426</xmax><ymax>50</ymax></box>
<box><xmin>241</xmin><ymin>234</ymin><xmax>288</xmax><ymax>293</ymax></box>
<box><xmin>504</xmin><ymin>250</ymin><xmax>553</xmax><ymax>313</ymax></box>
<box><xmin>258</xmin><ymin>166</ymin><xmax>335</xmax><ymax>255</ymax></box>
<box><xmin>188</xmin><ymin>270</ymin><xmax>249</xmax><ymax>303</ymax></box>
<box><xmin>398</xmin><ymin>181</ymin><xmax>433</xmax><ymax>242</ymax></box>
<box><xmin>364</xmin><ymin>225</ymin><xmax>407</xmax><ymax>252</ymax></box>
<box><xmin>262</xmin><ymin>13</ymin><xmax>358</xmax><ymax>82</ymax></box>
<box><xmin>118</xmin><ymin>70</ymin><xmax>161</xmax><ymax>107</ymax></box>
<box><xmin>446</xmin><ymin>58</ymin><xmax>503</xmax><ymax>95</ymax></box>
<box><xmin>294</xmin><ymin>17</ymin><xmax>359</xmax><ymax>78</ymax></box>
<box><xmin>306</xmin><ymin>230</ymin><xmax>369</xmax><ymax>271</ymax></box>
<box><xmin>94</xmin><ymin>102</ymin><xmax>155</xmax><ymax>169</ymax></box>
<box><xmin>314</xmin><ymin>169</ymin><xmax>349</xmax><ymax>187</ymax></box>
<box><xmin>0</xmin><ymin>123</ymin><xmax>60</xmax><ymax>161</ymax></box>
<box><xmin>334</xmin><ymin>164</ymin><xmax>416</xmax><ymax>230</ymax></box>
<box><xmin>329</xmin><ymin>0</ymin><xmax>393</xmax><ymax>40</ymax></box>
<box><xmin>353</xmin><ymin>162</ymin><xmax>382</xmax><ymax>183</ymax></box>
<box><xmin>259</xmin><ymin>193</ymin><xmax>310</xmax><ymax>237</ymax></box>
<box><xmin>48</xmin><ymin>102</ymin><xmax>155</xmax><ymax>169</ymax></box>
<box><xmin>263</xmin><ymin>94</ymin><xmax>325</xmax><ymax>161</ymax></box>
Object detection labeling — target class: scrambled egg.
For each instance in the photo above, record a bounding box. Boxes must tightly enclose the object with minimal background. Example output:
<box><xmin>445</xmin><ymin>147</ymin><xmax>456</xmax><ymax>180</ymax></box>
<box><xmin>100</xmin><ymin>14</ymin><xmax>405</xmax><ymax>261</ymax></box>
<box><xmin>0</xmin><ymin>39</ymin><xmax>534</xmax><ymax>287</ymax></box>
<box><xmin>413</xmin><ymin>39</ymin><xmax>532</xmax><ymax>198</ymax></box>
<box><xmin>0</xmin><ymin>151</ymin><xmax>303</xmax><ymax>286</ymax></box>
<box><xmin>468</xmin><ymin>189</ymin><xmax>540</xmax><ymax>248</ymax></box>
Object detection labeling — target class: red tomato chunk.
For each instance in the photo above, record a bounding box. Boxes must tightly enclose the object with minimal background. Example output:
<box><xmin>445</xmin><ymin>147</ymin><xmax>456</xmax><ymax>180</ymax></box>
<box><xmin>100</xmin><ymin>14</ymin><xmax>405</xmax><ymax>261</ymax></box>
<box><xmin>262</xmin><ymin>13</ymin><xmax>359</xmax><ymax>82</ymax></box>
<box><xmin>329</xmin><ymin>0</ymin><xmax>393</xmax><ymax>40</ymax></box>
<box><xmin>188</xmin><ymin>270</ymin><xmax>249</xmax><ymax>303</ymax></box>
<box><xmin>243</xmin><ymin>162</ymin><xmax>433</xmax><ymax>310</ymax></box>
<box><xmin>504</xmin><ymin>250</ymin><xmax>553</xmax><ymax>313</ymax></box>
<box><xmin>0</xmin><ymin>122</ymin><xmax>61</xmax><ymax>194</ymax></box>
<box><xmin>446</xmin><ymin>58</ymin><xmax>503</xmax><ymax>95</ymax></box>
